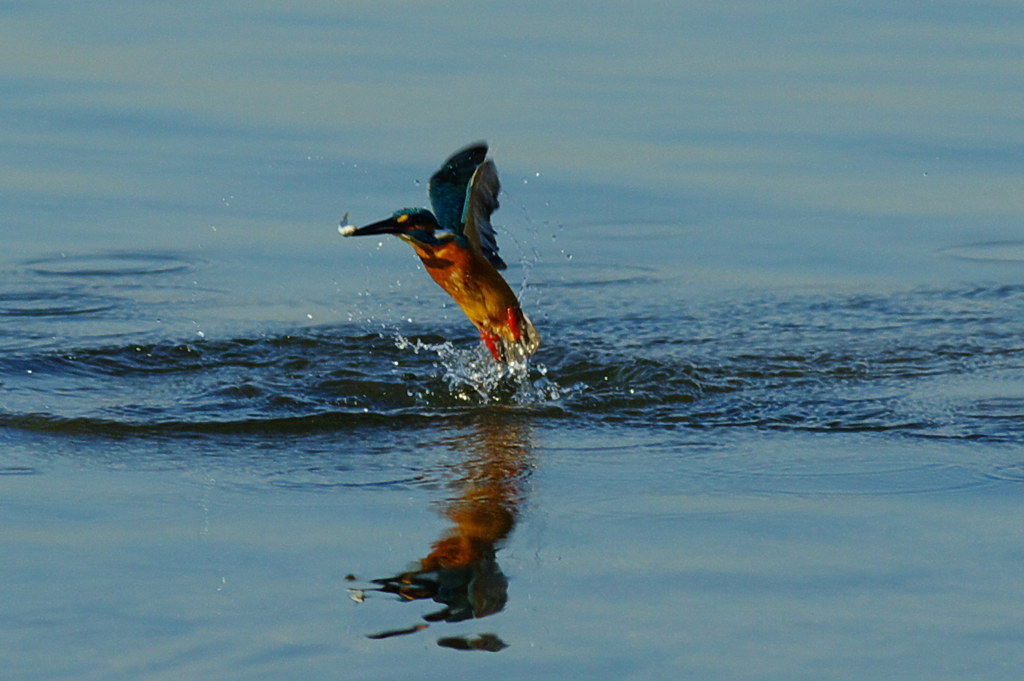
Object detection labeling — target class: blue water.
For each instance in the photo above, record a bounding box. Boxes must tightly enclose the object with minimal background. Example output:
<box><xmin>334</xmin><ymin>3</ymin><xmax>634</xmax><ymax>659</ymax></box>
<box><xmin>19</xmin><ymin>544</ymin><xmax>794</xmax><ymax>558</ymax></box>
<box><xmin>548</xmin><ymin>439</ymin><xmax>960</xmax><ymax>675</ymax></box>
<box><xmin>4</xmin><ymin>2</ymin><xmax>1024</xmax><ymax>679</ymax></box>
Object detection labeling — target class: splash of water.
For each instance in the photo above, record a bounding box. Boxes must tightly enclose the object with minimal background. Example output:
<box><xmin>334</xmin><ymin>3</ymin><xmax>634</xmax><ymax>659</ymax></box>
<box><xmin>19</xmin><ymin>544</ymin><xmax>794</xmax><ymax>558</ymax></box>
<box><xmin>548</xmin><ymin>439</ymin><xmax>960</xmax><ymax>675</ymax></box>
<box><xmin>392</xmin><ymin>333</ymin><xmax>571</xmax><ymax>406</ymax></box>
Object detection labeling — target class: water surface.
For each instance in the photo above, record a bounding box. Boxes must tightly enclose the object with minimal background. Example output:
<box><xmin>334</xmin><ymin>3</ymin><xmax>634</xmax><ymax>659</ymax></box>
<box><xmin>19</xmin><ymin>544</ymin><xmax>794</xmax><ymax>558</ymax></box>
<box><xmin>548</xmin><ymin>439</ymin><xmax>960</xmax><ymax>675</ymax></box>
<box><xmin>3</xmin><ymin>2</ymin><xmax>1024</xmax><ymax>680</ymax></box>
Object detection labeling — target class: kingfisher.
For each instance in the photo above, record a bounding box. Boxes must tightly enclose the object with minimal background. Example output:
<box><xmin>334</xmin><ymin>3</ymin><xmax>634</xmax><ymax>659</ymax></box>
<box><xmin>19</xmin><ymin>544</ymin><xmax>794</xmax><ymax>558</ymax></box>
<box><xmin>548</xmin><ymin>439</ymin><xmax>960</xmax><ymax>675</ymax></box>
<box><xmin>340</xmin><ymin>142</ymin><xmax>540</xmax><ymax>363</ymax></box>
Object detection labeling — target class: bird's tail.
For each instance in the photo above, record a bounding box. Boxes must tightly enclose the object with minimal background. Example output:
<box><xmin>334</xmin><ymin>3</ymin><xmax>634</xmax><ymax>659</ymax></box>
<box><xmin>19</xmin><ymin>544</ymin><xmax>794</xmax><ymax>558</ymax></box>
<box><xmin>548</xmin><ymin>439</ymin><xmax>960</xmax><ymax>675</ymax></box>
<box><xmin>498</xmin><ymin>309</ymin><xmax>540</xmax><ymax>363</ymax></box>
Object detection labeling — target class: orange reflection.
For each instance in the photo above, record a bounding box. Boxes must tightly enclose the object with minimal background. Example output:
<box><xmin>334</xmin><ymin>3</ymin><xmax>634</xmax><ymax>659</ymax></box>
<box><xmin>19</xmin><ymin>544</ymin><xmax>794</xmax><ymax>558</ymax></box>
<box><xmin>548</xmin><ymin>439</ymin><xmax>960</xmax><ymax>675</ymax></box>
<box><xmin>361</xmin><ymin>412</ymin><xmax>533</xmax><ymax>650</ymax></box>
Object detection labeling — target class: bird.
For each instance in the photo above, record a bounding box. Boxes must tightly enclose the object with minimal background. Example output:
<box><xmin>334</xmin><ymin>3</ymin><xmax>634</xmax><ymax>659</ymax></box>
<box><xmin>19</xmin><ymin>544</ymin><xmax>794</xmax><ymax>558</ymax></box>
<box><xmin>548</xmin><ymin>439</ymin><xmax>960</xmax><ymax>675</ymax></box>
<box><xmin>340</xmin><ymin>142</ymin><xmax>540</xmax><ymax>363</ymax></box>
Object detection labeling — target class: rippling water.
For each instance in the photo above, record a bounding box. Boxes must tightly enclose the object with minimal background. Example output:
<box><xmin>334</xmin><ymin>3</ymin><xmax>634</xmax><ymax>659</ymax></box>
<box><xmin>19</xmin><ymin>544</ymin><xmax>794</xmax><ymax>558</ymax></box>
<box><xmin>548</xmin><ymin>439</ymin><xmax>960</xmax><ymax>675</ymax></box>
<box><xmin>4</xmin><ymin>249</ymin><xmax>1022</xmax><ymax>462</ymax></box>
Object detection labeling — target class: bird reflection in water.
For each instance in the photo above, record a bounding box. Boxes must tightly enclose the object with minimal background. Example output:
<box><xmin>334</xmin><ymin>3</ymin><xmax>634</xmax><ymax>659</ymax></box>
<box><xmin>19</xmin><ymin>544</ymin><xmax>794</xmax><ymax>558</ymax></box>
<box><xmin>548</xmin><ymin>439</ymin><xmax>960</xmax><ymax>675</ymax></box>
<box><xmin>356</xmin><ymin>414</ymin><xmax>533</xmax><ymax>651</ymax></box>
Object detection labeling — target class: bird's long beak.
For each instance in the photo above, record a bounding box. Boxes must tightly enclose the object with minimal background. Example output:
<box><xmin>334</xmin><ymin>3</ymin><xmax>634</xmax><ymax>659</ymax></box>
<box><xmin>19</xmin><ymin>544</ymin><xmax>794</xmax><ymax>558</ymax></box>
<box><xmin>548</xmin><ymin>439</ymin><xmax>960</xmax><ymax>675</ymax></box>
<box><xmin>339</xmin><ymin>216</ymin><xmax>401</xmax><ymax>237</ymax></box>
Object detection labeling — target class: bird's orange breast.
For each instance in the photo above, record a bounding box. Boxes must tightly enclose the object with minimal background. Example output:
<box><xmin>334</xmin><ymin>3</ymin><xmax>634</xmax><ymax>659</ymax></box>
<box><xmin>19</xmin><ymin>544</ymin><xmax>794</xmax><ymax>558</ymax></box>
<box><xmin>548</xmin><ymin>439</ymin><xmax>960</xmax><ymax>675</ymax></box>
<box><xmin>410</xmin><ymin>241</ymin><xmax>520</xmax><ymax>333</ymax></box>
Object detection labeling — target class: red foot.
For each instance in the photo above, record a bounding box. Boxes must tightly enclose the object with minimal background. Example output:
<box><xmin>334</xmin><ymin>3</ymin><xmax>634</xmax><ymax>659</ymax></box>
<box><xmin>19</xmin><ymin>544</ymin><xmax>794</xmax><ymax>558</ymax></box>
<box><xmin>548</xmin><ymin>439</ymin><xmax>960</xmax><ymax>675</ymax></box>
<box><xmin>480</xmin><ymin>328</ymin><xmax>503</xmax><ymax>362</ymax></box>
<box><xmin>506</xmin><ymin>307</ymin><xmax>521</xmax><ymax>342</ymax></box>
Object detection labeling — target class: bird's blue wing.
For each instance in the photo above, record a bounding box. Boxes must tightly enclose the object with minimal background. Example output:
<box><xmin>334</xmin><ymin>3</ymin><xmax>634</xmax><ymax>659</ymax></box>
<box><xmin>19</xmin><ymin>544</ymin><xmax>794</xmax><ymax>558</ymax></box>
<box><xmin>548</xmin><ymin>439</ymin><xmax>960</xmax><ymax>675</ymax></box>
<box><xmin>428</xmin><ymin>142</ymin><xmax>488</xmax><ymax>233</ymax></box>
<box><xmin>462</xmin><ymin>159</ymin><xmax>506</xmax><ymax>270</ymax></box>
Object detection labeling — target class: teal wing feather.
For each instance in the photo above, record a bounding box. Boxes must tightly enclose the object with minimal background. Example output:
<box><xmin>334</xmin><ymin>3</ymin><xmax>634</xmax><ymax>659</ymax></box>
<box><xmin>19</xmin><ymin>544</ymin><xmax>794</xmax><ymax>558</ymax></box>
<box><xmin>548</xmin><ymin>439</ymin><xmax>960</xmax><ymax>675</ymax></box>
<box><xmin>462</xmin><ymin>159</ymin><xmax>506</xmax><ymax>270</ymax></box>
<box><xmin>428</xmin><ymin>142</ymin><xmax>488</xmax><ymax>233</ymax></box>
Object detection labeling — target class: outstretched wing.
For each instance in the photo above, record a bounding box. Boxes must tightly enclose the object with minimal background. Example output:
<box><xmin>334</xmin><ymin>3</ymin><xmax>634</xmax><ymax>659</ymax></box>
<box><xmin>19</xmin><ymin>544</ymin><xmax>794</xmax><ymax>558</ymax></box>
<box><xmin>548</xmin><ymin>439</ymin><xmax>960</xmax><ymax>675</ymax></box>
<box><xmin>462</xmin><ymin>159</ymin><xmax>506</xmax><ymax>270</ymax></box>
<box><xmin>428</xmin><ymin>142</ymin><xmax>488</xmax><ymax>233</ymax></box>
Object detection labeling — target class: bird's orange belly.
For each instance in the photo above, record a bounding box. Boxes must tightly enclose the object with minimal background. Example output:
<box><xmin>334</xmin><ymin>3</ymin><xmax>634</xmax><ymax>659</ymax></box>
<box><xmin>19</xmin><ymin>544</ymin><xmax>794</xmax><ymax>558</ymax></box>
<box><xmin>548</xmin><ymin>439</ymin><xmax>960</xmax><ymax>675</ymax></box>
<box><xmin>412</xmin><ymin>242</ymin><xmax>519</xmax><ymax>332</ymax></box>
